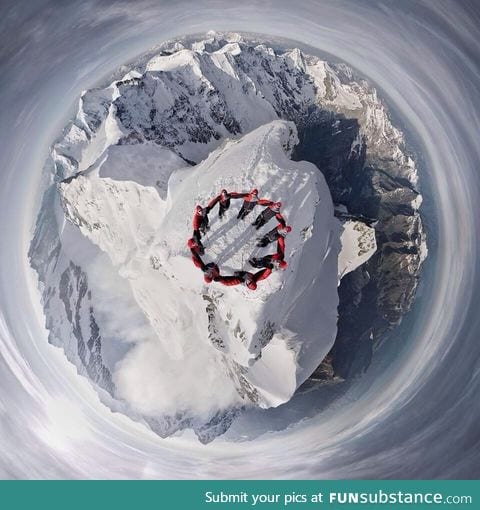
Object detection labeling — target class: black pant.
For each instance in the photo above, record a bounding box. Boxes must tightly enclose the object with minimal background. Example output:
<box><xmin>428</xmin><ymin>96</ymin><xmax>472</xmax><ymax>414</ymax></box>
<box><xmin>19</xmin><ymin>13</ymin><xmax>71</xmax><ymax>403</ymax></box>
<box><xmin>219</xmin><ymin>199</ymin><xmax>230</xmax><ymax>218</ymax></box>
<box><xmin>252</xmin><ymin>208</ymin><xmax>275</xmax><ymax>229</ymax></box>
<box><xmin>237</xmin><ymin>201</ymin><xmax>255</xmax><ymax>219</ymax></box>
<box><xmin>191</xmin><ymin>250</ymin><xmax>206</xmax><ymax>269</ymax></box>
<box><xmin>257</xmin><ymin>232</ymin><xmax>278</xmax><ymax>247</ymax></box>
<box><xmin>199</xmin><ymin>216</ymin><xmax>209</xmax><ymax>234</ymax></box>
<box><xmin>192</xmin><ymin>231</ymin><xmax>205</xmax><ymax>253</ymax></box>
<box><xmin>249</xmin><ymin>256</ymin><xmax>273</xmax><ymax>269</ymax></box>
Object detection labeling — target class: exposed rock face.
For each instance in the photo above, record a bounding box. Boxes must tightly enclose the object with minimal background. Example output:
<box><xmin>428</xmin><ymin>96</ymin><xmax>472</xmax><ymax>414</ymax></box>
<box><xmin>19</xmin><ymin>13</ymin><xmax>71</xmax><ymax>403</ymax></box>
<box><xmin>58</xmin><ymin>261</ymin><xmax>113</xmax><ymax>392</ymax></box>
<box><xmin>293</xmin><ymin>103</ymin><xmax>426</xmax><ymax>379</ymax></box>
<box><xmin>29</xmin><ymin>186</ymin><xmax>116</xmax><ymax>395</ymax></box>
<box><xmin>29</xmin><ymin>31</ymin><xmax>426</xmax><ymax>441</ymax></box>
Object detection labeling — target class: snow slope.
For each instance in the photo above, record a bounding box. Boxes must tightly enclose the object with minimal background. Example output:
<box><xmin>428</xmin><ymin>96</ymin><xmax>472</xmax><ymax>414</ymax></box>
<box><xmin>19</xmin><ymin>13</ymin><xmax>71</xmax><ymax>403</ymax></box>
<box><xmin>338</xmin><ymin>220</ymin><xmax>377</xmax><ymax>280</ymax></box>
<box><xmin>59</xmin><ymin>121</ymin><xmax>340</xmax><ymax>415</ymax></box>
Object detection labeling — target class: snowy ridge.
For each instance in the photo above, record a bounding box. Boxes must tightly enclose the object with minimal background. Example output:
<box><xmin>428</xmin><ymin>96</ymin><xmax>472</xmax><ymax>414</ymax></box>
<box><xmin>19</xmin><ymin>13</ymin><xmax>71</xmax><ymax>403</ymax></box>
<box><xmin>338</xmin><ymin>220</ymin><xmax>377</xmax><ymax>280</ymax></box>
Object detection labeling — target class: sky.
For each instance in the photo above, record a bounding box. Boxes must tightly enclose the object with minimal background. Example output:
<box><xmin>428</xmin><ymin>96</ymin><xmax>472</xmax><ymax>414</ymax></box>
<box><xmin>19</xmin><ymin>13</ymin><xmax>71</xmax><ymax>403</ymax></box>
<box><xmin>0</xmin><ymin>0</ymin><xmax>479</xmax><ymax>478</ymax></box>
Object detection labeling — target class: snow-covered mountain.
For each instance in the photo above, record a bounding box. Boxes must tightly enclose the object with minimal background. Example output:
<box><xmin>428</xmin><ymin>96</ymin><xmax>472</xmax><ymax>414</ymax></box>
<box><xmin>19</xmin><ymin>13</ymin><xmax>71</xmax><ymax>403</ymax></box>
<box><xmin>29</xmin><ymin>31</ymin><xmax>423</xmax><ymax>442</ymax></box>
<box><xmin>59</xmin><ymin>120</ymin><xmax>341</xmax><ymax>413</ymax></box>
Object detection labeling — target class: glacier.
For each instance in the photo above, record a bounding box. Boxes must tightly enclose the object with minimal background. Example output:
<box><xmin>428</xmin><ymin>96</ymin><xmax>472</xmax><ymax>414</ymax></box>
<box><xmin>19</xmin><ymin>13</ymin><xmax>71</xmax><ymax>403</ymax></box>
<box><xmin>29</xmin><ymin>31</ymin><xmax>425</xmax><ymax>442</ymax></box>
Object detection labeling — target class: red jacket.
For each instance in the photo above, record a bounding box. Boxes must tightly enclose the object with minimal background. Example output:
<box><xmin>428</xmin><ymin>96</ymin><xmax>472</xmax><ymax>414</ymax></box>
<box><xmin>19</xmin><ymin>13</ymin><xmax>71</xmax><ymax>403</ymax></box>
<box><xmin>267</xmin><ymin>203</ymin><xmax>282</xmax><ymax>213</ymax></box>
<box><xmin>244</xmin><ymin>191</ymin><xmax>271</xmax><ymax>205</ymax></box>
<box><xmin>217</xmin><ymin>275</ymin><xmax>243</xmax><ymax>286</ymax></box>
<box><xmin>271</xmin><ymin>253</ymin><xmax>287</xmax><ymax>269</ymax></box>
<box><xmin>207</xmin><ymin>194</ymin><xmax>222</xmax><ymax>209</ymax></box>
<box><xmin>277</xmin><ymin>236</ymin><xmax>286</xmax><ymax>257</ymax></box>
<box><xmin>192</xmin><ymin>209</ymin><xmax>207</xmax><ymax>230</ymax></box>
<box><xmin>217</xmin><ymin>268</ymin><xmax>272</xmax><ymax>289</ymax></box>
<box><xmin>217</xmin><ymin>271</ymin><xmax>255</xmax><ymax>287</ymax></box>
<box><xmin>276</xmin><ymin>225</ymin><xmax>291</xmax><ymax>237</ymax></box>
<box><xmin>191</xmin><ymin>252</ymin><xmax>204</xmax><ymax>269</ymax></box>
<box><xmin>187</xmin><ymin>237</ymin><xmax>201</xmax><ymax>251</ymax></box>
<box><xmin>229</xmin><ymin>192</ymin><xmax>246</xmax><ymax>199</ymax></box>
<box><xmin>253</xmin><ymin>267</ymin><xmax>272</xmax><ymax>282</ymax></box>
<box><xmin>275</xmin><ymin>213</ymin><xmax>286</xmax><ymax>227</ymax></box>
<box><xmin>208</xmin><ymin>191</ymin><xmax>245</xmax><ymax>208</ymax></box>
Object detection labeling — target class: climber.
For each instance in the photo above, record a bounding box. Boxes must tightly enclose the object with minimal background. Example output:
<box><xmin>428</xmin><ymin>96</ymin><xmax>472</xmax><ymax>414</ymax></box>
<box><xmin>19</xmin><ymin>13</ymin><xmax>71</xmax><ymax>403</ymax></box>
<box><xmin>187</xmin><ymin>236</ymin><xmax>204</xmax><ymax>255</ymax></box>
<box><xmin>208</xmin><ymin>189</ymin><xmax>247</xmax><ymax>218</ymax></box>
<box><xmin>217</xmin><ymin>268</ymin><xmax>272</xmax><ymax>290</ymax></box>
<box><xmin>257</xmin><ymin>224</ymin><xmax>292</xmax><ymax>247</ymax></box>
<box><xmin>191</xmin><ymin>230</ymin><xmax>205</xmax><ymax>252</ymax></box>
<box><xmin>277</xmin><ymin>235</ymin><xmax>286</xmax><ymax>260</ymax></box>
<box><xmin>237</xmin><ymin>188</ymin><xmax>272</xmax><ymax>220</ymax></box>
<box><xmin>216</xmin><ymin>271</ymin><xmax>256</xmax><ymax>289</ymax></box>
<box><xmin>187</xmin><ymin>237</ymin><xmax>206</xmax><ymax>270</ymax></box>
<box><xmin>202</xmin><ymin>262</ymin><xmax>220</xmax><ymax>284</ymax></box>
<box><xmin>249</xmin><ymin>252</ymin><xmax>288</xmax><ymax>270</ymax></box>
<box><xmin>192</xmin><ymin>204</ymin><xmax>210</xmax><ymax>238</ymax></box>
<box><xmin>253</xmin><ymin>267</ymin><xmax>272</xmax><ymax>283</ymax></box>
<box><xmin>252</xmin><ymin>201</ymin><xmax>285</xmax><ymax>230</ymax></box>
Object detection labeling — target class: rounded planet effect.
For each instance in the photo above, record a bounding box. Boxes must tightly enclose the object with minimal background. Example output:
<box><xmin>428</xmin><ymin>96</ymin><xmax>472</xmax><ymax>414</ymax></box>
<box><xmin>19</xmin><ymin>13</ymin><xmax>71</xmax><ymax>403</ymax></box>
<box><xmin>0</xmin><ymin>0</ymin><xmax>479</xmax><ymax>478</ymax></box>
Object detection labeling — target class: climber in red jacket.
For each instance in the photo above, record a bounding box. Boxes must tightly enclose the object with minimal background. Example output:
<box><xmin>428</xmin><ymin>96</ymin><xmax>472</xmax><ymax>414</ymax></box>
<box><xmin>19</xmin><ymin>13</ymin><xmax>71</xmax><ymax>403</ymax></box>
<box><xmin>277</xmin><ymin>235</ymin><xmax>286</xmax><ymax>260</ymax></box>
<box><xmin>187</xmin><ymin>237</ymin><xmax>206</xmax><ymax>269</ymax></box>
<box><xmin>187</xmin><ymin>236</ymin><xmax>204</xmax><ymax>255</ymax></box>
<box><xmin>253</xmin><ymin>267</ymin><xmax>272</xmax><ymax>283</ymax></box>
<box><xmin>203</xmin><ymin>262</ymin><xmax>220</xmax><ymax>284</ymax></box>
<box><xmin>187</xmin><ymin>237</ymin><xmax>219</xmax><ymax>283</ymax></box>
<box><xmin>257</xmin><ymin>224</ymin><xmax>292</xmax><ymax>247</ymax></box>
<box><xmin>216</xmin><ymin>273</ymin><xmax>253</xmax><ymax>289</ymax></box>
<box><xmin>249</xmin><ymin>252</ymin><xmax>287</xmax><ymax>270</ymax></box>
<box><xmin>208</xmin><ymin>189</ymin><xmax>247</xmax><ymax>218</ymax></box>
<box><xmin>192</xmin><ymin>204</ymin><xmax>210</xmax><ymax>238</ymax></box>
<box><xmin>217</xmin><ymin>268</ymin><xmax>272</xmax><ymax>290</ymax></box>
<box><xmin>252</xmin><ymin>201</ymin><xmax>285</xmax><ymax>230</ymax></box>
<box><xmin>237</xmin><ymin>189</ymin><xmax>272</xmax><ymax>220</ymax></box>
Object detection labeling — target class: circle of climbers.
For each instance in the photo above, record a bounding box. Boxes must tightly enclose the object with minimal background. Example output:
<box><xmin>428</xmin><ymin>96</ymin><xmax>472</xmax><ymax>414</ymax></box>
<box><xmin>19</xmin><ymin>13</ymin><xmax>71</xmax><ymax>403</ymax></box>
<box><xmin>187</xmin><ymin>188</ymin><xmax>292</xmax><ymax>291</ymax></box>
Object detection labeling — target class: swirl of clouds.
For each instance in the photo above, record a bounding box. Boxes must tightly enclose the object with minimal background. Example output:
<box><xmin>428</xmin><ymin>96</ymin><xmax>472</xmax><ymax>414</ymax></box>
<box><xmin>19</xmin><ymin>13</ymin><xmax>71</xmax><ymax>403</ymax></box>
<box><xmin>0</xmin><ymin>0</ymin><xmax>479</xmax><ymax>478</ymax></box>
